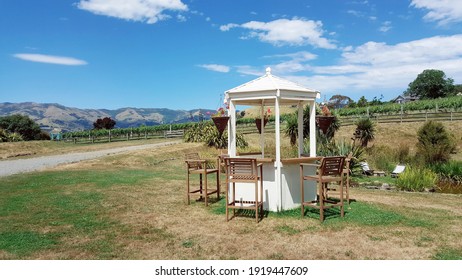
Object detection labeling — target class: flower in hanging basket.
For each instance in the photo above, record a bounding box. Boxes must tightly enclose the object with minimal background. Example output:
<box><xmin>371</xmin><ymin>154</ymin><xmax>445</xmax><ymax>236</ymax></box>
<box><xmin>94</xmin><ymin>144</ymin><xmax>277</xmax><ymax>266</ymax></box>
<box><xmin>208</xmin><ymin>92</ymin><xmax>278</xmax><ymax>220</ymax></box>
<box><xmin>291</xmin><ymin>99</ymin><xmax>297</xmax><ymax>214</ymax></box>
<box><xmin>321</xmin><ymin>105</ymin><xmax>331</xmax><ymax>116</ymax></box>
<box><xmin>316</xmin><ymin>105</ymin><xmax>334</xmax><ymax>134</ymax></box>
<box><xmin>211</xmin><ymin>107</ymin><xmax>229</xmax><ymax>136</ymax></box>
<box><xmin>264</xmin><ymin>108</ymin><xmax>271</xmax><ymax>119</ymax></box>
<box><xmin>212</xmin><ymin>107</ymin><xmax>227</xmax><ymax>117</ymax></box>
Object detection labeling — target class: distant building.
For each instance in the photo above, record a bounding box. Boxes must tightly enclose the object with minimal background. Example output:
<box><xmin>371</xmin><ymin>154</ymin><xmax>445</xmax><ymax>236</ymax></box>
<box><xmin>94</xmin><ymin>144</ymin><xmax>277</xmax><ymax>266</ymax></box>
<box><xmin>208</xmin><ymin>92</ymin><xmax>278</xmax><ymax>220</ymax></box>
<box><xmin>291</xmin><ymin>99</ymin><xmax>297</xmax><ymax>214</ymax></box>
<box><xmin>392</xmin><ymin>94</ymin><xmax>419</xmax><ymax>104</ymax></box>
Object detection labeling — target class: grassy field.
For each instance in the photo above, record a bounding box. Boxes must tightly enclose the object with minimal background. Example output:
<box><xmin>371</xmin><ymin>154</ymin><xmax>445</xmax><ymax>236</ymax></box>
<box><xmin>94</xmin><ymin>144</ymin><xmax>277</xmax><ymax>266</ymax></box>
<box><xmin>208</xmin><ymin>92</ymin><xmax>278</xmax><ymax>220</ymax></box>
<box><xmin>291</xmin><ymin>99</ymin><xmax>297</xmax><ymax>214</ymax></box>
<box><xmin>1</xmin><ymin>141</ymin><xmax>461</xmax><ymax>260</ymax></box>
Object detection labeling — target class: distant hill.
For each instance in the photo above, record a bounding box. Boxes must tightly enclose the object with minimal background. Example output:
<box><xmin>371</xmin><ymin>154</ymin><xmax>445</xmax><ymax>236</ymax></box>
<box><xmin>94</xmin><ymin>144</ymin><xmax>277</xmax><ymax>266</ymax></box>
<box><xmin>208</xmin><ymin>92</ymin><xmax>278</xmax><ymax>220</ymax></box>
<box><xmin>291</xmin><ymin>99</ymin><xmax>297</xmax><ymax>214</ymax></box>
<box><xmin>0</xmin><ymin>102</ymin><xmax>214</xmax><ymax>132</ymax></box>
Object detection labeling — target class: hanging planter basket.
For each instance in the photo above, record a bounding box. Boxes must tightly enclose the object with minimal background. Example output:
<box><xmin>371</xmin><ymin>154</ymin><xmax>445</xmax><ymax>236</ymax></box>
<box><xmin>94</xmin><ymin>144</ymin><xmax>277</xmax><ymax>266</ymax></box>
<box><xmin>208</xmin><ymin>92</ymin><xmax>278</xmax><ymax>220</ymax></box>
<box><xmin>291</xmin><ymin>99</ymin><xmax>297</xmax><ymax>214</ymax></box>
<box><xmin>212</xmin><ymin>116</ymin><xmax>229</xmax><ymax>136</ymax></box>
<box><xmin>255</xmin><ymin>118</ymin><xmax>269</xmax><ymax>134</ymax></box>
<box><xmin>315</xmin><ymin>116</ymin><xmax>334</xmax><ymax>134</ymax></box>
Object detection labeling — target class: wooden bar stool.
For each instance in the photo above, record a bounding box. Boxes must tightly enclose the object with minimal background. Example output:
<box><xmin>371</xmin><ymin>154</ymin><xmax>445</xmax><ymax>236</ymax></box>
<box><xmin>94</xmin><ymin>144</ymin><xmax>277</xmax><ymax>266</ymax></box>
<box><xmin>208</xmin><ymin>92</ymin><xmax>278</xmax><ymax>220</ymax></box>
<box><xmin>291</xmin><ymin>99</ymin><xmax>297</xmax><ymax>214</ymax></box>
<box><xmin>224</xmin><ymin>157</ymin><xmax>263</xmax><ymax>223</ymax></box>
<box><xmin>300</xmin><ymin>156</ymin><xmax>345</xmax><ymax>222</ymax></box>
<box><xmin>185</xmin><ymin>153</ymin><xmax>220</xmax><ymax>206</ymax></box>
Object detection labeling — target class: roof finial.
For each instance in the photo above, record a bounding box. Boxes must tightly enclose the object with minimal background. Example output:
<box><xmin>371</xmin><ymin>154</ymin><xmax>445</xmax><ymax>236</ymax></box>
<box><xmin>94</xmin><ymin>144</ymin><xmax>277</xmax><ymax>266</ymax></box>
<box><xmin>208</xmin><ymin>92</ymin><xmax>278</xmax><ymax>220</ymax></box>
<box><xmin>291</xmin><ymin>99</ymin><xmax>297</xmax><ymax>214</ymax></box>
<box><xmin>265</xmin><ymin>67</ymin><xmax>271</xmax><ymax>75</ymax></box>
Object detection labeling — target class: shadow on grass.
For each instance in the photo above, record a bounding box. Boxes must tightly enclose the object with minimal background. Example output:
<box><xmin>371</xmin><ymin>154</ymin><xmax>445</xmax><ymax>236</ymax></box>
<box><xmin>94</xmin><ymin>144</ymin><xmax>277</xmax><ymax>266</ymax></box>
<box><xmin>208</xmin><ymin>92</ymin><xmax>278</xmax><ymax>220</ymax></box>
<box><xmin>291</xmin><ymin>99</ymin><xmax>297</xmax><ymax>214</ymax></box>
<box><xmin>208</xmin><ymin>196</ymin><xmax>439</xmax><ymax>229</ymax></box>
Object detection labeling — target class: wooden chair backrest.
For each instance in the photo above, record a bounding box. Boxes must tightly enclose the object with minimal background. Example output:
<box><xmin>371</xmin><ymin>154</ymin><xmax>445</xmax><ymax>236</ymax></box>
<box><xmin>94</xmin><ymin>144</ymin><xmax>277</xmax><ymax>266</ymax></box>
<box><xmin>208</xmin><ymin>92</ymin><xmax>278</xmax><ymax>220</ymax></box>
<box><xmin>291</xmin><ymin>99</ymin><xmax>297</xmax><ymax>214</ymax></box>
<box><xmin>319</xmin><ymin>156</ymin><xmax>345</xmax><ymax>176</ymax></box>
<box><xmin>185</xmin><ymin>153</ymin><xmax>202</xmax><ymax>169</ymax></box>
<box><xmin>224</xmin><ymin>158</ymin><xmax>257</xmax><ymax>178</ymax></box>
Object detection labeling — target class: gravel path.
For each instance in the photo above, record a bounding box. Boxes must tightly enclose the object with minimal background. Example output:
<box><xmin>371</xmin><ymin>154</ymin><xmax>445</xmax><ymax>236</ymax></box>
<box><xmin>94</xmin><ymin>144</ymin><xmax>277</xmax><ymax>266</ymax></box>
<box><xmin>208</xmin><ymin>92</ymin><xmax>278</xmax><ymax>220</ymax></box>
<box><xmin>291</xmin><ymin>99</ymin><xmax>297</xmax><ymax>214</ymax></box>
<box><xmin>0</xmin><ymin>140</ymin><xmax>182</xmax><ymax>177</ymax></box>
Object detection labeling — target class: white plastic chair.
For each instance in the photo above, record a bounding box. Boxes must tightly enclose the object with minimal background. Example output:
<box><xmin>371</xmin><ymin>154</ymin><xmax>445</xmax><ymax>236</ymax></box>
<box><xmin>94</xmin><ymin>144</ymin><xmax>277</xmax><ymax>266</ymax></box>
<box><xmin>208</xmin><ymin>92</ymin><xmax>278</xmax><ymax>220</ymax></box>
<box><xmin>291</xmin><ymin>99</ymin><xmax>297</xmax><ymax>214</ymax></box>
<box><xmin>391</xmin><ymin>165</ymin><xmax>405</xmax><ymax>178</ymax></box>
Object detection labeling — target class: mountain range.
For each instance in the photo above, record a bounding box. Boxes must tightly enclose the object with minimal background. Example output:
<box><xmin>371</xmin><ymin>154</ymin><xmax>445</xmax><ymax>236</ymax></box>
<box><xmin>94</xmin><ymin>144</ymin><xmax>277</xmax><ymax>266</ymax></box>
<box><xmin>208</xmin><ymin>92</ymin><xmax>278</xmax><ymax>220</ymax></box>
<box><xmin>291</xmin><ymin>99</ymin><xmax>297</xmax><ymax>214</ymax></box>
<box><xmin>0</xmin><ymin>102</ymin><xmax>214</xmax><ymax>132</ymax></box>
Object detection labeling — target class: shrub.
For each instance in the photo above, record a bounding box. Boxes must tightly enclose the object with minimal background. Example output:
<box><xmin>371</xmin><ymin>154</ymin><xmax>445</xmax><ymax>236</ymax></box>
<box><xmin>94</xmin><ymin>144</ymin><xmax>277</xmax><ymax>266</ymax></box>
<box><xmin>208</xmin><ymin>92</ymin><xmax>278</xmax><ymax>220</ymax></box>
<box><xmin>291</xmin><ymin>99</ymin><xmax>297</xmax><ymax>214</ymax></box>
<box><xmin>184</xmin><ymin>121</ymin><xmax>247</xmax><ymax>149</ymax></box>
<box><xmin>430</xmin><ymin>161</ymin><xmax>462</xmax><ymax>182</ymax></box>
<box><xmin>416</xmin><ymin>121</ymin><xmax>455</xmax><ymax>164</ymax></box>
<box><xmin>366</xmin><ymin>145</ymin><xmax>396</xmax><ymax>172</ymax></box>
<box><xmin>7</xmin><ymin>132</ymin><xmax>23</xmax><ymax>142</ymax></box>
<box><xmin>395</xmin><ymin>144</ymin><xmax>411</xmax><ymax>164</ymax></box>
<box><xmin>396</xmin><ymin>166</ymin><xmax>437</xmax><ymax>192</ymax></box>
<box><xmin>0</xmin><ymin>114</ymin><xmax>42</xmax><ymax>140</ymax></box>
<box><xmin>0</xmin><ymin>128</ymin><xmax>7</xmax><ymax>142</ymax></box>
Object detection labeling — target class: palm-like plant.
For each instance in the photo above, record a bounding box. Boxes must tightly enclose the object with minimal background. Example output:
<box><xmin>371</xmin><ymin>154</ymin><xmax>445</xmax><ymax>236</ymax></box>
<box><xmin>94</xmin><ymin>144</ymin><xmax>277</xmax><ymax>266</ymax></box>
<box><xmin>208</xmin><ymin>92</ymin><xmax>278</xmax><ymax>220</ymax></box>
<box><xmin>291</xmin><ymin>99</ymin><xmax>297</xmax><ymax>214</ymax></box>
<box><xmin>354</xmin><ymin>118</ymin><xmax>376</xmax><ymax>147</ymax></box>
<box><xmin>284</xmin><ymin>113</ymin><xmax>299</xmax><ymax>146</ymax></box>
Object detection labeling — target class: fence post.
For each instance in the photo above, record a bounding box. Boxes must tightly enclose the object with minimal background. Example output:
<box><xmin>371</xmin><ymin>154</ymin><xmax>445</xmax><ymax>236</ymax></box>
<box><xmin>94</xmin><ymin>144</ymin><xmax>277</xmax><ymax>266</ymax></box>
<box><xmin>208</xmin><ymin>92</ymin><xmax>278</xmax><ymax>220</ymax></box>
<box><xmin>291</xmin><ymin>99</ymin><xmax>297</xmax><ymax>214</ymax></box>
<box><xmin>400</xmin><ymin>104</ymin><xmax>403</xmax><ymax>123</ymax></box>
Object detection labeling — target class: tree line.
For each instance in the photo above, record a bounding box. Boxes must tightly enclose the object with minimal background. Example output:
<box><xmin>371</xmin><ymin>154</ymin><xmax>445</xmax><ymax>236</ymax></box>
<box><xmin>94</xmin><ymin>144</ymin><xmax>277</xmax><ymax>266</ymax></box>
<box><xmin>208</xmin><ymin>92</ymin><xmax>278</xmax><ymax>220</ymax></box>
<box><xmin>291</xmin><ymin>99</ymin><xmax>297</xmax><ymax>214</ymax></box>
<box><xmin>328</xmin><ymin>69</ymin><xmax>460</xmax><ymax>109</ymax></box>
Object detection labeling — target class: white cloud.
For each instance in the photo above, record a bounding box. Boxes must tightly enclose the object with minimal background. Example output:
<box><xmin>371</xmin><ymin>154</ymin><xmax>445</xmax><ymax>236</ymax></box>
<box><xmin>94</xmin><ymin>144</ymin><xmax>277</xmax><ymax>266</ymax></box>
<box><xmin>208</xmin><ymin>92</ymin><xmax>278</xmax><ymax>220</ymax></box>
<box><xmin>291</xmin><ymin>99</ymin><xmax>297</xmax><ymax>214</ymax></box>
<box><xmin>219</xmin><ymin>23</ymin><xmax>239</xmax><ymax>31</ymax></box>
<box><xmin>308</xmin><ymin>35</ymin><xmax>462</xmax><ymax>96</ymax></box>
<box><xmin>220</xmin><ymin>17</ymin><xmax>336</xmax><ymax>49</ymax></box>
<box><xmin>13</xmin><ymin>53</ymin><xmax>88</xmax><ymax>66</ymax></box>
<box><xmin>198</xmin><ymin>64</ymin><xmax>230</xmax><ymax>73</ymax></box>
<box><xmin>236</xmin><ymin>35</ymin><xmax>462</xmax><ymax>100</ymax></box>
<box><xmin>265</xmin><ymin>51</ymin><xmax>317</xmax><ymax>73</ymax></box>
<box><xmin>76</xmin><ymin>0</ymin><xmax>188</xmax><ymax>24</ymax></box>
<box><xmin>411</xmin><ymin>0</ymin><xmax>462</xmax><ymax>25</ymax></box>
<box><xmin>379</xmin><ymin>21</ymin><xmax>392</xmax><ymax>32</ymax></box>
<box><xmin>340</xmin><ymin>35</ymin><xmax>462</xmax><ymax>67</ymax></box>
<box><xmin>234</xmin><ymin>65</ymin><xmax>265</xmax><ymax>76</ymax></box>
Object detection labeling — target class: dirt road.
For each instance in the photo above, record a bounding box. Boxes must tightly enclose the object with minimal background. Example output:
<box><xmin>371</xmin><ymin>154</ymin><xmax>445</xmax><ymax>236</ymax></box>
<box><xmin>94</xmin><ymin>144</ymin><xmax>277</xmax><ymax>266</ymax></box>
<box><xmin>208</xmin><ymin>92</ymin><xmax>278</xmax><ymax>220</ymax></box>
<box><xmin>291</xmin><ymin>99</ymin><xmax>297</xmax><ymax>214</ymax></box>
<box><xmin>0</xmin><ymin>140</ymin><xmax>181</xmax><ymax>177</ymax></box>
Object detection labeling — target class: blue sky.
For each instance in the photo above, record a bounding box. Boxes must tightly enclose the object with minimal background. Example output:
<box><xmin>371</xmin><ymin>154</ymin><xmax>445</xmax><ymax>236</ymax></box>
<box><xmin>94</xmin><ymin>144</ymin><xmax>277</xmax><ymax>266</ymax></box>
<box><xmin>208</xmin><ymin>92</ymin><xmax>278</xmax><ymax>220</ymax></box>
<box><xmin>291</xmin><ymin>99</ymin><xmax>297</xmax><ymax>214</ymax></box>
<box><xmin>1</xmin><ymin>0</ymin><xmax>462</xmax><ymax>110</ymax></box>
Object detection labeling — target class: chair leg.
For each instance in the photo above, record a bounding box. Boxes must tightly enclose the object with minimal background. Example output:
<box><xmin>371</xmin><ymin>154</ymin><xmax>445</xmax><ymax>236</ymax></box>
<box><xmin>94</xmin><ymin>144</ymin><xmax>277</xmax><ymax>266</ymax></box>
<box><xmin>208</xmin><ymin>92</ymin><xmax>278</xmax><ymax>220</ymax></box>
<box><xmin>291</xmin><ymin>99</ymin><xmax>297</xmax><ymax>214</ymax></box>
<box><xmin>340</xmin><ymin>181</ymin><xmax>345</xmax><ymax>218</ymax></box>
<box><xmin>199</xmin><ymin>174</ymin><xmax>203</xmax><ymax>200</ymax></box>
<box><xmin>232</xmin><ymin>182</ymin><xmax>236</xmax><ymax>217</ymax></box>
<box><xmin>216</xmin><ymin>170</ymin><xmax>220</xmax><ymax>200</ymax></box>
<box><xmin>260</xmin><ymin>175</ymin><xmax>263</xmax><ymax>221</ymax></box>
<box><xmin>225</xmin><ymin>177</ymin><xmax>229</xmax><ymax>222</ymax></box>
<box><xmin>346</xmin><ymin>173</ymin><xmax>350</xmax><ymax>206</ymax></box>
<box><xmin>186</xmin><ymin>172</ymin><xmax>190</xmax><ymax>205</ymax></box>
<box><xmin>204</xmin><ymin>172</ymin><xmax>208</xmax><ymax>207</ymax></box>
<box><xmin>300</xmin><ymin>165</ymin><xmax>304</xmax><ymax>217</ymax></box>
<box><xmin>259</xmin><ymin>166</ymin><xmax>263</xmax><ymax>222</ymax></box>
<box><xmin>320</xmin><ymin>183</ymin><xmax>325</xmax><ymax>222</ymax></box>
<box><xmin>254</xmin><ymin>181</ymin><xmax>258</xmax><ymax>223</ymax></box>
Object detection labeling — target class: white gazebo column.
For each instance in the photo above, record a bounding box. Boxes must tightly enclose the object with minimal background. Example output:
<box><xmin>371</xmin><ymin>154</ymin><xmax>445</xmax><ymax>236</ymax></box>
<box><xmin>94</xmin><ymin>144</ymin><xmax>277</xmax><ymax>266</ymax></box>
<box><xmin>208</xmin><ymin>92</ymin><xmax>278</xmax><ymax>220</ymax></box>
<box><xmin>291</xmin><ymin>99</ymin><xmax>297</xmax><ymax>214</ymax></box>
<box><xmin>297</xmin><ymin>101</ymin><xmax>304</xmax><ymax>157</ymax></box>
<box><xmin>309</xmin><ymin>100</ymin><xmax>316</xmax><ymax>157</ymax></box>
<box><xmin>275</xmin><ymin>95</ymin><xmax>282</xmax><ymax>211</ymax></box>
<box><xmin>228</xmin><ymin>100</ymin><xmax>237</xmax><ymax>156</ymax></box>
<box><xmin>260</xmin><ymin>101</ymin><xmax>265</xmax><ymax>157</ymax></box>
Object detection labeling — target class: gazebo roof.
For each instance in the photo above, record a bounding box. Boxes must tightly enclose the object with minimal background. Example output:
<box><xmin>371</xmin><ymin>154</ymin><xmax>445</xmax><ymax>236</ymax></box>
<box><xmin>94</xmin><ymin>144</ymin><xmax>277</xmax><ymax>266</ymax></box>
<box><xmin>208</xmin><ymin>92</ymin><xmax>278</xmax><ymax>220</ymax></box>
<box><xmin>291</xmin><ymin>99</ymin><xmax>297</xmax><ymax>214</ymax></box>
<box><xmin>225</xmin><ymin>68</ymin><xmax>320</xmax><ymax>105</ymax></box>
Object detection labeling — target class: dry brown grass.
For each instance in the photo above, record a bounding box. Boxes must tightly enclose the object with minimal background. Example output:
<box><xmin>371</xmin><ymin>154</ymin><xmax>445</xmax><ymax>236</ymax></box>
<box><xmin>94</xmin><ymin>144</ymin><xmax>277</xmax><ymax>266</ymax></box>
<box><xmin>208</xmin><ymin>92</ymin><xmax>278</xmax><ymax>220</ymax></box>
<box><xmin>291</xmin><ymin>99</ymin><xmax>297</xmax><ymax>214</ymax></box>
<box><xmin>20</xmin><ymin>142</ymin><xmax>461</xmax><ymax>260</ymax></box>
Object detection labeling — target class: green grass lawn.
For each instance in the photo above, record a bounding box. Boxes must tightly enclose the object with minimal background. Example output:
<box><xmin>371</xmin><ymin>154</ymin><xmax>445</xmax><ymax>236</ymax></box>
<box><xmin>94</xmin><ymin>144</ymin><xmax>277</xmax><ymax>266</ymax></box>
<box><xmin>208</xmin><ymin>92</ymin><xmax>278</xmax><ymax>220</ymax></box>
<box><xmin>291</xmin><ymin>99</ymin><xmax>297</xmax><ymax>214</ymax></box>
<box><xmin>1</xmin><ymin>143</ymin><xmax>461</xmax><ymax>260</ymax></box>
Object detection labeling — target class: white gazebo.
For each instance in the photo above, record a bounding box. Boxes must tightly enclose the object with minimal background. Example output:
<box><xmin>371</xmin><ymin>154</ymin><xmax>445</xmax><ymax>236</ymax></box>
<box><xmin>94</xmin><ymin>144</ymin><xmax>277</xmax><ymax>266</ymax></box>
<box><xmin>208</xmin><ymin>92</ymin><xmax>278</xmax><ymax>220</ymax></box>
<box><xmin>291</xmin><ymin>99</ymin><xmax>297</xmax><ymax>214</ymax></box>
<box><xmin>225</xmin><ymin>68</ymin><xmax>321</xmax><ymax>212</ymax></box>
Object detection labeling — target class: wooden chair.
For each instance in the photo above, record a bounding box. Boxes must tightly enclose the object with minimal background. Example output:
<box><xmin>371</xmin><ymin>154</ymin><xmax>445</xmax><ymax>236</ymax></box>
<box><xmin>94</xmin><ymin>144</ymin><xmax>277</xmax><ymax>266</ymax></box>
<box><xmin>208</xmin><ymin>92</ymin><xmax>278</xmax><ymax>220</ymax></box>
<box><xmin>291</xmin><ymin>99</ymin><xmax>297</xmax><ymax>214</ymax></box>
<box><xmin>325</xmin><ymin>153</ymin><xmax>352</xmax><ymax>205</ymax></box>
<box><xmin>300</xmin><ymin>156</ymin><xmax>345</xmax><ymax>222</ymax></box>
<box><xmin>224</xmin><ymin>157</ymin><xmax>263</xmax><ymax>223</ymax></box>
<box><xmin>185</xmin><ymin>153</ymin><xmax>220</xmax><ymax>206</ymax></box>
